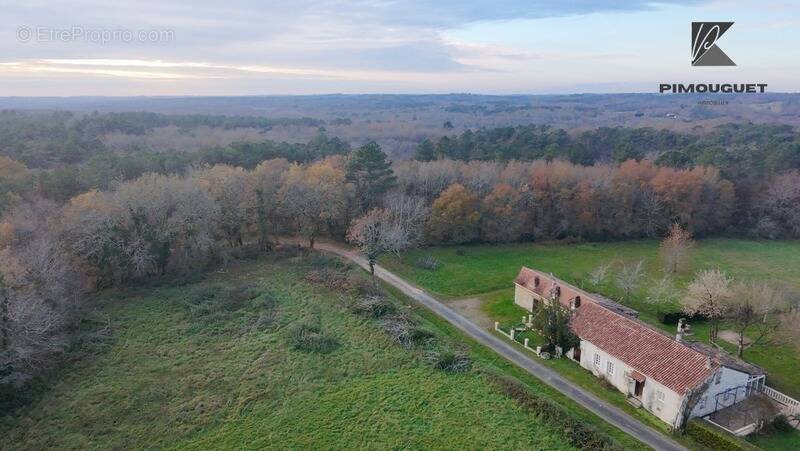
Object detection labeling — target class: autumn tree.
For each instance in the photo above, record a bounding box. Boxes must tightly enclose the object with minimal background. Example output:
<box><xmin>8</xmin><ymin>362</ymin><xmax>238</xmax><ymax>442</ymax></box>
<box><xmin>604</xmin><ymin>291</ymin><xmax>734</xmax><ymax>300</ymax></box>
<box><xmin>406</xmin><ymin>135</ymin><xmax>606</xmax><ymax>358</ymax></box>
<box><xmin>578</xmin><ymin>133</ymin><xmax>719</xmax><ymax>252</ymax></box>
<box><xmin>0</xmin><ymin>156</ymin><xmax>32</xmax><ymax>215</ymax></box>
<box><xmin>426</xmin><ymin>183</ymin><xmax>480</xmax><ymax>244</ymax></box>
<box><xmin>346</xmin><ymin>142</ymin><xmax>396</xmax><ymax>212</ymax></box>
<box><xmin>723</xmin><ymin>281</ymin><xmax>786</xmax><ymax>357</ymax></box>
<box><xmin>682</xmin><ymin>269</ymin><xmax>732</xmax><ymax>342</ymax></box>
<box><xmin>480</xmin><ymin>184</ymin><xmax>525</xmax><ymax>243</ymax></box>
<box><xmin>660</xmin><ymin>223</ymin><xmax>694</xmax><ymax>274</ymax></box>
<box><xmin>247</xmin><ymin>159</ymin><xmax>290</xmax><ymax>250</ymax></box>
<box><xmin>192</xmin><ymin>165</ymin><xmax>247</xmax><ymax>247</ymax></box>
<box><xmin>347</xmin><ymin>208</ymin><xmax>412</xmax><ymax>275</ymax></box>
<box><xmin>279</xmin><ymin>162</ymin><xmax>347</xmax><ymax>248</ymax></box>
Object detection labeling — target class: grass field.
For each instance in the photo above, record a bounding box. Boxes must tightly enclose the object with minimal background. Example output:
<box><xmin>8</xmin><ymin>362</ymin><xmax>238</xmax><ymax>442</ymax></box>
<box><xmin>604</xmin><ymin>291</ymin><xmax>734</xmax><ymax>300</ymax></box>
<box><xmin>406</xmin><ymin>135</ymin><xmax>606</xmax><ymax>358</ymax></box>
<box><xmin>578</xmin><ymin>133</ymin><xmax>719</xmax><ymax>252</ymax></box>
<box><xmin>0</xmin><ymin>252</ymin><xmax>648</xmax><ymax>450</ymax></box>
<box><xmin>381</xmin><ymin>239</ymin><xmax>800</xmax><ymax>400</ymax></box>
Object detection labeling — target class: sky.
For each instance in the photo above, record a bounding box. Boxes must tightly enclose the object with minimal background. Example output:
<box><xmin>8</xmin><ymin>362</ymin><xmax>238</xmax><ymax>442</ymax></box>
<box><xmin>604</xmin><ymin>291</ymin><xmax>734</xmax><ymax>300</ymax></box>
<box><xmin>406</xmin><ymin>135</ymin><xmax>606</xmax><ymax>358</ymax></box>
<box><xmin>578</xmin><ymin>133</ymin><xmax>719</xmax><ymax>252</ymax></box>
<box><xmin>1</xmin><ymin>0</ymin><xmax>798</xmax><ymax>96</ymax></box>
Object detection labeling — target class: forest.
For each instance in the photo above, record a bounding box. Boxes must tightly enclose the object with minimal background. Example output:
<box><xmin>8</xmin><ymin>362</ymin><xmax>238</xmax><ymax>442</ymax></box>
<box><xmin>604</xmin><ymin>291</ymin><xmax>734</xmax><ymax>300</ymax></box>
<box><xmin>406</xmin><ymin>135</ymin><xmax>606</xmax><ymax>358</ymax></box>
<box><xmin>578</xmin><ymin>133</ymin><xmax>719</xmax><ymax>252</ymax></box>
<box><xmin>1</xmin><ymin>109</ymin><xmax>799</xmax><ymax>410</ymax></box>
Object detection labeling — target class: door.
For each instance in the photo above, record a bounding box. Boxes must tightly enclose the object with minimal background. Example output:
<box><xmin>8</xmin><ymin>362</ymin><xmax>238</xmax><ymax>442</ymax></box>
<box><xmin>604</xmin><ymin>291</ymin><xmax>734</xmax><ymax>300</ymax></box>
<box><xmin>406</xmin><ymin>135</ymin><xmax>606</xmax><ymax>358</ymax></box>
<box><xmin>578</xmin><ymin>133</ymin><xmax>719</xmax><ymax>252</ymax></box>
<box><xmin>573</xmin><ymin>347</ymin><xmax>581</xmax><ymax>363</ymax></box>
<box><xmin>634</xmin><ymin>380</ymin><xmax>644</xmax><ymax>398</ymax></box>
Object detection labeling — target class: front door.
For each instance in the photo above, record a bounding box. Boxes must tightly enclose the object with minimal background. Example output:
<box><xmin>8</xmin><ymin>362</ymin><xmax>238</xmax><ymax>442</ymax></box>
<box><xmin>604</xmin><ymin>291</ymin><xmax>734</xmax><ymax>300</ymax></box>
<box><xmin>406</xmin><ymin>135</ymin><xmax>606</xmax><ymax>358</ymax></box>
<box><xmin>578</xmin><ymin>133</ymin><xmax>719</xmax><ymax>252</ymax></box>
<box><xmin>572</xmin><ymin>347</ymin><xmax>581</xmax><ymax>363</ymax></box>
<box><xmin>634</xmin><ymin>380</ymin><xmax>644</xmax><ymax>399</ymax></box>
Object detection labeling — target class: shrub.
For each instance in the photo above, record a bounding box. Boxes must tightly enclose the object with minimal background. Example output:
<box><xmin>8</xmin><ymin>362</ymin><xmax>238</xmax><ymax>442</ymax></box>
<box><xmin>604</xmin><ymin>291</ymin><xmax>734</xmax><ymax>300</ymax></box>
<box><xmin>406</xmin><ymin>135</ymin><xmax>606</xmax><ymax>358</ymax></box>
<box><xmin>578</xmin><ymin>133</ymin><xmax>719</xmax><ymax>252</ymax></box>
<box><xmin>184</xmin><ymin>283</ymin><xmax>260</xmax><ymax>317</ymax></box>
<box><xmin>379</xmin><ymin>315</ymin><xmax>433</xmax><ymax>349</ymax></box>
<box><xmin>287</xmin><ymin>322</ymin><xmax>339</xmax><ymax>354</ymax></box>
<box><xmin>304</xmin><ymin>267</ymin><xmax>351</xmax><ymax>290</ymax></box>
<box><xmin>657</xmin><ymin>310</ymin><xmax>708</xmax><ymax>325</ymax></box>
<box><xmin>415</xmin><ymin>256</ymin><xmax>441</xmax><ymax>271</ymax></box>
<box><xmin>351</xmin><ymin>296</ymin><xmax>396</xmax><ymax>318</ymax></box>
<box><xmin>425</xmin><ymin>349</ymin><xmax>471</xmax><ymax>373</ymax></box>
<box><xmin>487</xmin><ymin>373</ymin><xmax>622</xmax><ymax>450</ymax></box>
<box><xmin>346</xmin><ymin>273</ymin><xmax>385</xmax><ymax>296</ymax></box>
<box><xmin>685</xmin><ymin>420</ymin><xmax>748</xmax><ymax>451</ymax></box>
<box><xmin>273</xmin><ymin>244</ymin><xmax>306</xmax><ymax>259</ymax></box>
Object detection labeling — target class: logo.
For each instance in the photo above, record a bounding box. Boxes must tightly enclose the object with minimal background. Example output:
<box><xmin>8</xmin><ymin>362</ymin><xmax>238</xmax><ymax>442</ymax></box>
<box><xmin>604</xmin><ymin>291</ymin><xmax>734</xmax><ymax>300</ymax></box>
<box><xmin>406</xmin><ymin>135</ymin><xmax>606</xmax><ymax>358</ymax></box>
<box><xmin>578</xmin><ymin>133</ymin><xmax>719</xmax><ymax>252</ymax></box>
<box><xmin>691</xmin><ymin>22</ymin><xmax>735</xmax><ymax>66</ymax></box>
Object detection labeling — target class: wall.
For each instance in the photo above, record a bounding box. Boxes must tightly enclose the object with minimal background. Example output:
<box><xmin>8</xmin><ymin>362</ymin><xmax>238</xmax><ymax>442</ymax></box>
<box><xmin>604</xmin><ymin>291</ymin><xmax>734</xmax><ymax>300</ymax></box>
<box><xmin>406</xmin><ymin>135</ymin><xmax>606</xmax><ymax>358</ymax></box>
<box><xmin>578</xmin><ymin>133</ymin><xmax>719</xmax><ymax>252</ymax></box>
<box><xmin>514</xmin><ymin>283</ymin><xmax>537</xmax><ymax>311</ymax></box>
<box><xmin>579</xmin><ymin>340</ymin><xmax>684</xmax><ymax>425</ymax></box>
<box><xmin>690</xmin><ymin>367</ymin><xmax>751</xmax><ymax>418</ymax></box>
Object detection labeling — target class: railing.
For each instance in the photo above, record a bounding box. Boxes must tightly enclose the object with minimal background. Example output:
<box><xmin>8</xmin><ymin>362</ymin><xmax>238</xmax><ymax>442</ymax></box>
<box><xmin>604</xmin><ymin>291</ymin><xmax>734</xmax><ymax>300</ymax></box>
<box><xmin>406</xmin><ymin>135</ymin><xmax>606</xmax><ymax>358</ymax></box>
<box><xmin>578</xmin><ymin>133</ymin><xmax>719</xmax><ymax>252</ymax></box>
<box><xmin>762</xmin><ymin>386</ymin><xmax>800</xmax><ymax>413</ymax></box>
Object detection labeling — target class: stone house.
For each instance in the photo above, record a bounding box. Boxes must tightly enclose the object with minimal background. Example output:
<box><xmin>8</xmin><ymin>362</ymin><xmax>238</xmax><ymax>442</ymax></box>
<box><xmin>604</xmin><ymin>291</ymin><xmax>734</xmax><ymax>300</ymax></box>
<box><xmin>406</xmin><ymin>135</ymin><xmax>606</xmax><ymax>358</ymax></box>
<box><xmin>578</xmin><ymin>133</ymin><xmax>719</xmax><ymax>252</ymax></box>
<box><xmin>513</xmin><ymin>267</ymin><xmax>765</xmax><ymax>429</ymax></box>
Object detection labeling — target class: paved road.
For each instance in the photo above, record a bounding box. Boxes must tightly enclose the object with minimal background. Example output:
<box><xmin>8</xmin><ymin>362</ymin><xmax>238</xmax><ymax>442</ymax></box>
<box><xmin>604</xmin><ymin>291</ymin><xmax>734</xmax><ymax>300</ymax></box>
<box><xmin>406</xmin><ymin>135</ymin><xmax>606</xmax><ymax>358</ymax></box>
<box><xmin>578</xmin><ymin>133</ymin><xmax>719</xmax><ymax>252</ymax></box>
<box><xmin>300</xmin><ymin>241</ymin><xmax>687</xmax><ymax>451</ymax></box>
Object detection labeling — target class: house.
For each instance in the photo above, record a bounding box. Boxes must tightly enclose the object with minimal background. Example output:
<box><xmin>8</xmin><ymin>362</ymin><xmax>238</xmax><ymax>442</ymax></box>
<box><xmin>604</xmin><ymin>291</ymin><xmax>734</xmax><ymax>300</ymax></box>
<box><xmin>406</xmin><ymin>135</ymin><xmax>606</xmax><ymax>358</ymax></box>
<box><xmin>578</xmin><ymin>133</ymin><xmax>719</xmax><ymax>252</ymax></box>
<box><xmin>513</xmin><ymin>267</ymin><xmax>765</xmax><ymax>429</ymax></box>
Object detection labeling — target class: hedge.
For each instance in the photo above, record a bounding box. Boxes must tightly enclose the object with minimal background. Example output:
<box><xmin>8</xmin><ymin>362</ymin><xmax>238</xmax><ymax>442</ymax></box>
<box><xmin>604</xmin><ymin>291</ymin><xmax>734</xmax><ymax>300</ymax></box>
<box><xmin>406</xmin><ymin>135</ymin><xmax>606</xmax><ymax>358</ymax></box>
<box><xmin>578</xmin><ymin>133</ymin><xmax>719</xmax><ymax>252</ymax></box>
<box><xmin>685</xmin><ymin>419</ymin><xmax>755</xmax><ymax>451</ymax></box>
<box><xmin>486</xmin><ymin>372</ymin><xmax>623</xmax><ymax>450</ymax></box>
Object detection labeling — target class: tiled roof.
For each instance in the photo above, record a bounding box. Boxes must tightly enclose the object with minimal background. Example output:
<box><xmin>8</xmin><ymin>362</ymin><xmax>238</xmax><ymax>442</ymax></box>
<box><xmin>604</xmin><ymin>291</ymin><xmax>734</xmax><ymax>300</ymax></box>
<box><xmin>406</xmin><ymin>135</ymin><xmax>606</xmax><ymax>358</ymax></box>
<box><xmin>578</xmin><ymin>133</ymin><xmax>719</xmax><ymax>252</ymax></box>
<box><xmin>515</xmin><ymin>267</ymin><xmax>716</xmax><ymax>393</ymax></box>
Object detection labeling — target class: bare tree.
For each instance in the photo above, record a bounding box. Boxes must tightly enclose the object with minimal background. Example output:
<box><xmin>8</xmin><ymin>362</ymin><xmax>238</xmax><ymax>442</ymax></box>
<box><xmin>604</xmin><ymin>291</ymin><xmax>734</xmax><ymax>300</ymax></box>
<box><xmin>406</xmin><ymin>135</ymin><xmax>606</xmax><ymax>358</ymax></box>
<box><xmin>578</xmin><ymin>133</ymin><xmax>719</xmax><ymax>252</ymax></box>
<box><xmin>723</xmin><ymin>281</ymin><xmax>787</xmax><ymax>357</ymax></box>
<box><xmin>347</xmin><ymin>208</ymin><xmax>412</xmax><ymax>275</ymax></box>
<box><xmin>192</xmin><ymin>165</ymin><xmax>248</xmax><ymax>247</ymax></box>
<box><xmin>588</xmin><ymin>263</ymin><xmax>611</xmax><ymax>287</ymax></box>
<box><xmin>682</xmin><ymin>269</ymin><xmax>732</xmax><ymax>342</ymax></box>
<box><xmin>779</xmin><ymin>309</ymin><xmax>800</xmax><ymax>354</ymax></box>
<box><xmin>616</xmin><ymin>259</ymin><xmax>645</xmax><ymax>300</ymax></box>
<box><xmin>660</xmin><ymin>223</ymin><xmax>694</xmax><ymax>274</ymax></box>
<box><xmin>645</xmin><ymin>275</ymin><xmax>678</xmax><ymax>315</ymax></box>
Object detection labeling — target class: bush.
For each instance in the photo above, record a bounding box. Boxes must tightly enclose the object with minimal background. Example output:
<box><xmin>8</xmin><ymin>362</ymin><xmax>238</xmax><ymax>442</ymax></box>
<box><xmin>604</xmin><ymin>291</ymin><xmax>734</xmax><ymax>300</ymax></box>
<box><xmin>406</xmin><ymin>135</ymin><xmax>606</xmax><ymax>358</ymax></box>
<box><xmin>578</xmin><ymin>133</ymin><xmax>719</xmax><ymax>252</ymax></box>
<box><xmin>287</xmin><ymin>322</ymin><xmax>339</xmax><ymax>354</ymax></box>
<box><xmin>487</xmin><ymin>373</ymin><xmax>622</xmax><ymax>450</ymax></box>
<box><xmin>273</xmin><ymin>244</ymin><xmax>306</xmax><ymax>259</ymax></box>
<box><xmin>346</xmin><ymin>273</ymin><xmax>385</xmax><ymax>296</ymax></box>
<box><xmin>685</xmin><ymin>420</ymin><xmax>748</xmax><ymax>451</ymax></box>
<box><xmin>350</xmin><ymin>296</ymin><xmax>396</xmax><ymax>318</ymax></box>
<box><xmin>304</xmin><ymin>267</ymin><xmax>351</xmax><ymax>290</ymax></box>
<box><xmin>657</xmin><ymin>310</ymin><xmax>708</xmax><ymax>325</ymax></box>
<box><xmin>379</xmin><ymin>315</ymin><xmax>433</xmax><ymax>349</ymax></box>
<box><xmin>415</xmin><ymin>256</ymin><xmax>441</xmax><ymax>271</ymax></box>
<box><xmin>425</xmin><ymin>349</ymin><xmax>471</xmax><ymax>373</ymax></box>
<box><xmin>184</xmin><ymin>283</ymin><xmax>260</xmax><ymax>317</ymax></box>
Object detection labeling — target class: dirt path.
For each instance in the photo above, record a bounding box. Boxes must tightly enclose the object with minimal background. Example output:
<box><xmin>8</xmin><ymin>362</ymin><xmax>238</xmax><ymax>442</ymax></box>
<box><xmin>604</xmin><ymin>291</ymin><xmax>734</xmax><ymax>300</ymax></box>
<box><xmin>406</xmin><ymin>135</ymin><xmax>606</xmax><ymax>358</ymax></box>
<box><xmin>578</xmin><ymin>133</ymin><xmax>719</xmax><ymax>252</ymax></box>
<box><xmin>280</xmin><ymin>239</ymin><xmax>687</xmax><ymax>451</ymax></box>
<box><xmin>445</xmin><ymin>297</ymin><xmax>494</xmax><ymax>329</ymax></box>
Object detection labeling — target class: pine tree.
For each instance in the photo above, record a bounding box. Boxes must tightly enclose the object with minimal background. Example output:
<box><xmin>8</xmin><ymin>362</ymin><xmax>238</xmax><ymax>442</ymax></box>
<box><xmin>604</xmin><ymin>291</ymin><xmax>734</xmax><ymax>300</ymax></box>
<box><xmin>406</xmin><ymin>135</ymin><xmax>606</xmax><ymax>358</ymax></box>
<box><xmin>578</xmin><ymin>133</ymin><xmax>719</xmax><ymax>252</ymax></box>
<box><xmin>346</xmin><ymin>142</ymin><xmax>396</xmax><ymax>212</ymax></box>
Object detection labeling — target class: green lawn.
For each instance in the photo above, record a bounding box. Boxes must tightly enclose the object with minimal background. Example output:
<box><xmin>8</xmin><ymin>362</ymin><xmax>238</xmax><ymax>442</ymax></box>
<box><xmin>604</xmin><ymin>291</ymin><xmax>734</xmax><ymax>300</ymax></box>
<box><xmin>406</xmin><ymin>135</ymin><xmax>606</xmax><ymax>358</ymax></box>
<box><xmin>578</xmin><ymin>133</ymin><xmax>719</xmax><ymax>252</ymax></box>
<box><xmin>0</xmin><ymin>253</ymin><xmax>646</xmax><ymax>450</ymax></box>
<box><xmin>382</xmin><ymin>238</ymin><xmax>800</xmax><ymax>399</ymax></box>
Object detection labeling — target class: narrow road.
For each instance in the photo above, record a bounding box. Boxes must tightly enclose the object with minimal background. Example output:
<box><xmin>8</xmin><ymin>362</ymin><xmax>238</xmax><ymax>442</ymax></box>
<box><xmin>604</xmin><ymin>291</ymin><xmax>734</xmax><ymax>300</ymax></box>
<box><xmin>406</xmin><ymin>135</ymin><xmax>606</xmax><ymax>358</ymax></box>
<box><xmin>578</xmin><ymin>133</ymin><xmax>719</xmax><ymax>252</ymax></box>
<box><xmin>300</xmin><ymin>240</ymin><xmax>687</xmax><ymax>451</ymax></box>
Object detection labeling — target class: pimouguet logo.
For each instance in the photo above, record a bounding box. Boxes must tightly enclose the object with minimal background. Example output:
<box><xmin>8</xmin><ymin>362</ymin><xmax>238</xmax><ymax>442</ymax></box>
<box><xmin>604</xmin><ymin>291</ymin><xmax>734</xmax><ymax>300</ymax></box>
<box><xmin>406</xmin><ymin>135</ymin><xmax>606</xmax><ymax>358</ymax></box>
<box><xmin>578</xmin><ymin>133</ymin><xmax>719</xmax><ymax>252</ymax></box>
<box><xmin>691</xmin><ymin>22</ymin><xmax>735</xmax><ymax>66</ymax></box>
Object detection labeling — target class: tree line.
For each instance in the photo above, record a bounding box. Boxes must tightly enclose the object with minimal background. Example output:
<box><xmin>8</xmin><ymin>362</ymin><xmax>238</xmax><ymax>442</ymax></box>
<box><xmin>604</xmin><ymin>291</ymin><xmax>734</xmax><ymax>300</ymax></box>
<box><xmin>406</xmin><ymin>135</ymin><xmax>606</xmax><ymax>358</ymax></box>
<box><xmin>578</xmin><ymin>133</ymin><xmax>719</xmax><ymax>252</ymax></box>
<box><xmin>1</xmin><ymin>140</ymin><xmax>799</xmax><ymax>398</ymax></box>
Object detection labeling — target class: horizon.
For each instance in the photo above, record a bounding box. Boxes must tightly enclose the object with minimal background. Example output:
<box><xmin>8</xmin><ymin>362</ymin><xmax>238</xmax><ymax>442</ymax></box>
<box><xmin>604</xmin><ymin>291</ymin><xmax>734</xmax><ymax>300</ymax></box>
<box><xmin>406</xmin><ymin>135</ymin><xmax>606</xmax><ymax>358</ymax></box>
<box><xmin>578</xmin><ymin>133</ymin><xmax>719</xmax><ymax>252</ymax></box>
<box><xmin>3</xmin><ymin>0</ymin><xmax>798</xmax><ymax>96</ymax></box>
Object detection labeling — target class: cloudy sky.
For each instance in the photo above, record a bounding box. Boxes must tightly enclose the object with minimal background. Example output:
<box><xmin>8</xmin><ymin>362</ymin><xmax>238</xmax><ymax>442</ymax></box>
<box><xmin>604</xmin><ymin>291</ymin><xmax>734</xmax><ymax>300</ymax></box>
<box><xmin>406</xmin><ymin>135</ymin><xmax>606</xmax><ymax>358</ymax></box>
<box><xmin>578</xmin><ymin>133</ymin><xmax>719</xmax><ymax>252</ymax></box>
<box><xmin>1</xmin><ymin>0</ymin><xmax>798</xmax><ymax>95</ymax></box>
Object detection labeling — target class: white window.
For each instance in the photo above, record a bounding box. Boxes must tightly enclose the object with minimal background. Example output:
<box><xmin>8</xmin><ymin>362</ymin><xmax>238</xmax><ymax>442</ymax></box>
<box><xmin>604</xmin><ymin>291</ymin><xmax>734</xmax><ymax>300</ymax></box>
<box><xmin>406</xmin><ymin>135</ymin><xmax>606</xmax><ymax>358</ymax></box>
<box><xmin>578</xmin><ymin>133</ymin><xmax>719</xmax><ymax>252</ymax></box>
<box><xmin>656</xmin><ymin>390</ymin><xmax>665</xmax><ymax>403</ymax></box>
<box><xmin>606</xmin><ymin>361</ymin><xmax>615</xmax><ymax>376</ymax></box>
<box><xmin>594</xmin><ymin>353</ymin><xmax>601</xmax><ymax>367</ymax></box>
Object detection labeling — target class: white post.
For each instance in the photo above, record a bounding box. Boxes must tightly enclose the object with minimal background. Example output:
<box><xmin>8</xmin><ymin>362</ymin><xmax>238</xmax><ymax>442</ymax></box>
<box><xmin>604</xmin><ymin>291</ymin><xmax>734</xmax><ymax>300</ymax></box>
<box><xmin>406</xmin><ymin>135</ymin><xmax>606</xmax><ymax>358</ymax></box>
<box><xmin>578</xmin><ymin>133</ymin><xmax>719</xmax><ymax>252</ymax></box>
<box><xmin>522</xmin><ymin>316</ymin><xmax>526</xmax><ymax>324</ymax></box>
<box><xmin>494</xmin><ymin>321</ymin><xmax>499</xmax><ymax>331</ymax></box>
<box><xmin>510</xmin><ymin>329</ymin><xmax>515</xmax><ymax>340</ymax></box>
<box><xmin>524</xmin><ymin>338</ymin><xmax>529</xmax><ymax>348</ymax></box>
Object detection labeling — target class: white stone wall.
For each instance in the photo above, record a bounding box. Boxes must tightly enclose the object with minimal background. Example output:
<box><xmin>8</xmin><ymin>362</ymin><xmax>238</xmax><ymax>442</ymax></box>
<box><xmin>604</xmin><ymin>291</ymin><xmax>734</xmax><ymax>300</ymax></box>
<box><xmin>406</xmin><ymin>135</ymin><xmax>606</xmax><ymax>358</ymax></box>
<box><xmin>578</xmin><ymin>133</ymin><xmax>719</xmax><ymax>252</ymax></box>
<box><xmin>579</xmin><ymin>340</ymin><xmax>684</xmax><ymax>425</ymax></box>
<box><xmin>690</xmin><ymin>367</ymin><xmax>751</xmax><ymax>418</ymax></box>
<box><xmin>514</xmin><ymin>284</ymin><xmax>536</xmax><ymax>311</ymax></box>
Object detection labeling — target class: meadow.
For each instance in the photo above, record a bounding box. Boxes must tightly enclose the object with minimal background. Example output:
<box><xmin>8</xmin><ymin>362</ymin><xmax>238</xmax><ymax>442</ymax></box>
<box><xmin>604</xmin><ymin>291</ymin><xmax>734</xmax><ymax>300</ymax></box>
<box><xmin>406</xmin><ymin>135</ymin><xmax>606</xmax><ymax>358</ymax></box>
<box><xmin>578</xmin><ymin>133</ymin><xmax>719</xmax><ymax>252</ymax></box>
<box><xmin>0</xmin><ymin>251</ymin><xmax>646</xmax><ymax>450</ymax></box>
<box><xmin>381</xmin><ymin>239</ymin><xmax>800</xmax><ymax>399</ymax></box>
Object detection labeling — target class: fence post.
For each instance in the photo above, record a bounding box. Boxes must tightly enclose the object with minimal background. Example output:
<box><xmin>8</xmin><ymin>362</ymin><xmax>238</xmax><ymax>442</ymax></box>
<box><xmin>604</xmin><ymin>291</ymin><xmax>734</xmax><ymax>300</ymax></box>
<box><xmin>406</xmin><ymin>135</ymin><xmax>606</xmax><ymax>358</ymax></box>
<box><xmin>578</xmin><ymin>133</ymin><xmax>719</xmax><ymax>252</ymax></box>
<box><xmin>524</xmin><ymin>338</ymin><xmax>529</xmax><ymax>348</ymax></box>
<box><xmin>494</xmin><ymin>321</ymin><xmax>499</xmax><ymax>331</ymax></box>
<box><xmin>510</xmin><ymin>329</ymin><xmax>515</xmax><ymax>340</ymax></box>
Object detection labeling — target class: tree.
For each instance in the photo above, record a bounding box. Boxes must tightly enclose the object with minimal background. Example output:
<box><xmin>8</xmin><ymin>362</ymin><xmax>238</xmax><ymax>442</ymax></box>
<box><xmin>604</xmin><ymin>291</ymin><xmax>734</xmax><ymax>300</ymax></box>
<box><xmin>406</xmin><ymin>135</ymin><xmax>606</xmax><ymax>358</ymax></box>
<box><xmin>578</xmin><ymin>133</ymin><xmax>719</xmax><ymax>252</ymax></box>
<box><xmin>192</xmin><ymin>165</ymin><xmax>247</xmax><ymax>247</ymax></box>
<box><xmin>645</xmin><ymin>275</ymin><xmax>678</xmax><ymax>315</ymax></box>
<box><xmin>682</xmin><ymin>269</ymin><xmax>732</xmax><ymax>342</ymax></box>
<box><xmin>779</xmin><ymin>309</ymin><xmax>800</xmax><ymax>354</ymax></box>
<box><xmin>588</xmin><ymin>263</ymin><xmax>611</xmax><ymax>287</ymax></box>
<box><xmin>426</xmin><ymin>184</ymin><xmax>480</xmax><ymax>244</ymax></box>
<box><xmin>531</xmin><ymin>300</ymin><xmax>580</xmax><ymax>355</ymax></box>
<box><xmin>660</xmin><ymin>223</ymin><xmax>694</xmax><ymax>274</ymax></box>
<box><xmin>279</xmin><ymin>162</ymin><xmax>347</xmax><ymax>248</ymax></box>
<box><xmin>345</xmin><ymin>142</ymin><xmax>396</xmax><ymax>212</ymax></box>
<box><xmin>480</xmin><ymin>184</ymin><xmax>525</xmax><ymax>243</ymax></box>
<box><xmin>615</xmin><ymin>259</ymin><xmax>645</xmax><ymax>300</ymax></box>
<box><xmin>247</xmin><ymin>159</ymin><xmax>290</xmax><ymax>251</ymax></box>
<box><xmin>414</xmin><ymin>139</ymin><xmax>436</xmax><ymax>161</ymax></box>
<box><xmin>723</xmin><ymin>281</ymin><xmax>786</xmax><ymax>357</ymax></box>
<box><xmin>347</xmin><ymin>208</ymin><xmax>412</xmax><ymax>275</ymax></box>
